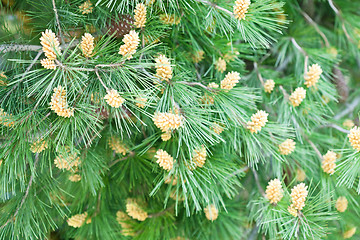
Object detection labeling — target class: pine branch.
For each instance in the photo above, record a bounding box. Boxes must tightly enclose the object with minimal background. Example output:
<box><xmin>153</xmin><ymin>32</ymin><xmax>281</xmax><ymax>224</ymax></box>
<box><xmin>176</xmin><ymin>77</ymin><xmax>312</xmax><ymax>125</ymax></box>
<box><xmin>0</xmin><ymin>41</ymin><xmax>78</xmax><ymax>53</ymax></box>
<box><xmin>0</xmin><ymin>154</ymin><xmax>39</xmax><ymax>230</ymax></box>
<box><xmin>109</xmin><ymin>151</ymin><xmax>135</xmax><ymax>167</ymax></box>
<box><xmin>328</xmin><ymin>0</ymin><xmax>354</xmax><ymax>43</ymax></box>
<box><xmin>194</xmin><ymin>0</ymin><xmax>233</xmax><ymax>16</ymax></box>
<box><xmin>318</xmin><ymin>123</ymin><xmax>350</xmax><ymax>134</ymax></box>
<box><xmin>177</xmin><ymin>81</ymin><xmax>214</xmax><ymax>91</ymax></box>
<box><xmin>299</xmin><ymin>10</ymin><xmax>330</xmax><ymax>47</ymax></box>
<box><xmin>251</xmin><ymin>167</ymin><xmax>266</xmax><ymax>197</ymax></box>
<box><xmin>253</xmin><ymin>62</ymin><xmax>264</xmax><ymax>85</ymax></box>
<box><xmin>334</xmin><ymin>96</ymin><xmax>360</xmax><ymax>120</ymax></box>
<box><xmin>304</xmin><ymin>137</ymin><xmax>323</xmax><ymax>162</ymax></box>
<box><xmin>148</xmin><ymin>205</ymin><xmax>174</xmax><ymax>218</ymax></box>
<box><xmin>52</xmin><ymin>0</ymin><xmax>65</xmax><ymax>44</ymax></box>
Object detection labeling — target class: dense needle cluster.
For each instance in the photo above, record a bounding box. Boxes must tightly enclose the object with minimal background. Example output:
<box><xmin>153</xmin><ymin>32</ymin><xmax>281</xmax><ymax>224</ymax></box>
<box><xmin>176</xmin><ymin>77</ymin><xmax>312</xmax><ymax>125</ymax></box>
<box><xmin>80</xmin><ymin>33</ymin><xmax>95</xmax><ymax>57</ymax></box>
<box><xmin>289</xmin><ymin>87</ymin><xmax>306</xmax><ymax>107</ymax></box>
<box><xmin>348</xmin><ymin>126</ymin><xmax>360</xmax><ymax>151</ymax></box>
<box><xmin>321</xmin><ymin>150</ymin><xmax>337</xmax><ymax>174</ymax></box>
<box><xmin>220</xmin><ymin>71</ymin><xmax>240</xmax><ymax>90</ymax></box>
<box><xmin>233</xmin><ymin>0</ymin><xmax>251</xmax><ymax>20</ymax></box>
<box><xmin>126</xmin><ymin>198</ymin><xmax>148</xmax><ymax>221</ymax></box>
<box><xmin>246</xmin><ymin>110</ymin><xmax>268</xmax><ymax>134</ymax></box>
<box><xmin>118</xmin><ymin>30</ymin><xmax>140</xmax><ymax>59</ymax></box>
<box><xmin>134</xmin><ymin>3</ymin><xmax>147</xmax><ymax>28</ymax></box>
<box><xmin>304</xmin><ymin>64</ymin><xmax>322</xmax><ymax>88</ymax></box>
<box><xmin>154</xmin><ymin>149</ymin><xmax>174</xmax><ymax>171</ymax></box>
<box><xmin>279</xmin><ymin>139</ymin><xmax>296</xmax><ymax>155</ymax></box>
<box><xmin>265</xmin><ymin>179</ymin><xmax>283</xmax><ymax>204</ymax></box>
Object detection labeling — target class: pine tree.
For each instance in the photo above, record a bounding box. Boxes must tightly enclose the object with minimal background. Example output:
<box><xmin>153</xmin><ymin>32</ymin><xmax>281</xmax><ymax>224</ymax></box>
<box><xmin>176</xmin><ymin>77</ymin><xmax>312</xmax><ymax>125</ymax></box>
<box><xmin>0</xmin><ymin>0</ymin><xmax>360</xmax><ymax>239</ymax></box>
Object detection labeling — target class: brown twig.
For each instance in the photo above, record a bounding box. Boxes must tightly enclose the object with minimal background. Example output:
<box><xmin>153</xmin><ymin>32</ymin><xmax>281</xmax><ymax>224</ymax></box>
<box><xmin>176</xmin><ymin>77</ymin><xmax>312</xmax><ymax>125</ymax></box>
<box><xmin>148</xmin><ymin>205</ymin><xmax>174</xmax><ymax>218</ymax></box>
<box><xmin>194</xmin><ymin>0</ymin><xmax>233</xmax><ymax>16</ymax></box>
<box><xmin>300</xmin><ymin>10</ymin><xmax>330</xmax><ymax>47</ymax></box>
<box><xmin>52</xmin><ymin>0</ymin><xmax>65</xmax><ymax>44</ymax></box>
<box><xmin>253</xmin><ymin>62</ymin><xmax>264</xmax><ymax>85</ymax></box>
<box><xmin>328</xmin><ymin>0</ymin><xmax>354</xmax><ymax>43</ymax></box>
<box><xmin>177</xmin><ymin>81</ymin><xmax>213</xmax><ymax>91</ymax></box>
<box><xmin>304</xmin><ymin>137</ymin><xmax>323</xmax><ymax>162</ymax></box>
<box><xmin>109</xmin><ymin>151</ymin><xmax>135</xmax><ymax>167</ymax></box>
<box><xmin>94</xmin><ymin>69</ymin><xmax>109</xmax><ymax>91</ymax></box>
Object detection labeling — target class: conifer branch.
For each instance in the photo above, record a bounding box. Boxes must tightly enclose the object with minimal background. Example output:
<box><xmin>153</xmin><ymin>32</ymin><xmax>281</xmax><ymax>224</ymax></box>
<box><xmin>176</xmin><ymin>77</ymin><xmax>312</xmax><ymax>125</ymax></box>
<box><xmin>253</xmin><ymin>62</ymin><xmax>264</xmax><ymax>85</ymax></box>
<box><xmin>251</xmin><ymin>167</ymin><xmax>266</xmax><ymax>197</ymax></box>
<box><xmin>291</xmin><ymin>38</ymin><xmax>307</xmax><ymax>56</ymax></box>
<box><xmin>328</xmin><ymin>0</ymin><xmax>354</xmax><ymax>43</ymax></box>
<box><xmin>300</xmin><ymin>10</ymin><xmax>330</xmax><ymax>47</ymax></box>
<box><xmin>305</xmin><ymin>137</ymin><xmax>323</xmax><ymax>162</ymax></box>
<box><xmin>52</xmin><ymin>0</ymin><xmax>65</xmax><ymax>44</ymax></box>
<box><xmin>194</xmin><ymin>0</ymin><xmax>233</xmax><ymax>16</ymax></box>
<box><xmin>178</xmin><ymin>81</ymin><xmax>213</xmax><ymax>91</ymax></box>
<box><xmin>148</xmin><ymin>205</ymin><xmax>174</xmax><ymax>218</ymax></box>
<box><xmin>334</xmin><ymin>96</ymin><xmax>360</xmax><ymax>120</ymax></box>
<box><xmin>318</xmin><ymin>124</ymin><xmax>350</xmax><ymax>134</ymax></box>
<box><xmin>109</xmin><ymin>151</ymin><xmax>135</xmax><ymax>167</ymax></box>
<box><xmin>0</xmin><ymin>154</ymin><xmax>39</xmax><ymax>230</ymax></box>
<box><xmin>0</xmin><ymin>41</ymin><xmax>78</xmax><ymax>53</ymax></box>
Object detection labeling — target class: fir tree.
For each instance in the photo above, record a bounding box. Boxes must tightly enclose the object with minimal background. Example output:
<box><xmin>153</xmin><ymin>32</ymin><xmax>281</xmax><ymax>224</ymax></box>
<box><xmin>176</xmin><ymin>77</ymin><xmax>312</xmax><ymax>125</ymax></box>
<box><xmin>0</xmin><ymin>0</ymin><xmax>360</xmax><ymax>239</ymax></box>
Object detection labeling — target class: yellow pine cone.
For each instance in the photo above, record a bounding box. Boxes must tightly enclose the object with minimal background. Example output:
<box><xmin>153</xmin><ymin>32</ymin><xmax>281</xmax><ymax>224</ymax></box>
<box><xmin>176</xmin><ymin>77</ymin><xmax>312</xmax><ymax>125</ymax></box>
<box><xmin>164</xmin><ymin>175</ymin><xmax>177</xmax><ymax>185</ymax></box>
<box><xmin>211</xmin><ymin>122</ymin><xmax>224</xmax><ymax>134</ymax></box>
<box><xmin>40</xmin><ymin>58</ymin><xmax>56</xmax><ymax>70</ymax></box>
<box><xmin>119</xmin><ymin>30</ymin><xmax>140</xmax><ymax>60</ymax></box>
<box><xmin>69</xmin><ymin>174</ymin><xmax>81</xmax><ymax>182</ymax></box>
<box><xmin>161</xmin><ymin>131</ymin><xmax>171</xmax><ymax>141</ymax></box>
<box><xmin>215</xmin><ymin>57</ymin><xmax>226</xmax><ymax>73</ymax></box>
<box><xmin>135</xmin><ymin>96</ymin><xmax>147</xmax><ymax>108</ymax></box>
<box><xmin>289</xmin><ymin>87</ymin><xmax>306</xmax><ymax>107</ymax></box>
<box><xmin>288</xmin><ymin>204</ymin><xmax>298</xmax><ymax>217</ymax></box>
<box><xmin>67</xmin><ymin>212</ymin><xmax>88</xmax><ymax>228</ymax></box>
<box><xmin>335</xmin><ymin>196</ymin><xmax>348</xmax><ymax>212</ymax></box>
<box><xmin>343</xmin><ymin>227</ymin><xmax>356</xmax><ymax>239</ymax></box>
<box><xmin>108</xmin><ymin>136</ymin><xmax>128</xmax><ymax>155</ymax></box>
<box><xmin>159</xmin><ymin>14</ymin><xmax>181</xmax><ymax>25</ymax></box>
<box><xmin>30</xmin><ymin>139</ymin><xmax>48</xmax><ymax>153</ymax></box>
<box><xmin>208</xmin><ymin>82</ymin><xmax>219</xmax><ymax>89</ymax></box>
<box><xmin>343</xmin><ymin>119</ymin><xmax>355</xmax><ymax>129</ymax></box>
<box><xmin>246</xmin><ymin>110</ymin><xmax>268</xmax><ymax>134</ymax></box>
<box><xmin>104</xmin><ymin>89</ymin><xmax>125</xmax><ymax>108</ymax></box>
<box><xmin>80</xmin><ymin>33</ymin><xmax>95</xmax><ymax>57</ymax></box>
<box><xmin>264</xmin><ymin>79</ymin><xmax>275</xmax><ymax>93</ymax></box>
<box><xmin>321</xmin><ymin>150</ymin><xmax>336</xmax><ymax>174</ymax></box>
<box><xmin>134</xmin><ymin>3</ymin><xmax>147</xmax><ymax>28</ymax></box>
<box><xmin>233</xmin><ymin>0</ymin><xmax>251</xmax><ymax>20</ymax></box>
<box><xmin>265</xmin><ymin>179</ymin><xmax>283</xmax><ymax>204</ymax></box>
<box><xmin>116</xmin><ymin>211</ymin><xmax>135</xmax><ymax>236</ymax></box>
<box><xmin>40</xmin><ymin>29</ymin><xmax>61</xmax><ymax>60</ymax></box>
<box><xmin>220</xmin><ymin>71</ymin><xmax>240</xmax><ymax>90</ymax></box>
<box><xmin>126</xmin><ymin>198</ymin><xmax>148</xmax><ymax>221</ymax></box>
<box><xmin>304</xmin><ymin>64</ymin><xmax>322</xmax><ymax>88</ymax></box>
<box><xmin>155</xmin><ymin>149</ymin><xmax>174</xmax><ymax>171</ymax></box>
<box><xmin>192</xmin><ymin>145</ymin><xmax>207</xmax><ymax>168</ymax></box>
<box><xmin>0</xmin><ymin>108</ymin><xmax>14</xmax><ymax>127</ymax></box>
<box><xmin>54</xmin><ymin>147</ymin><xmax>81</xmax><ymax>170</ymax></box>
<box><xmin>153</xmin><ymin>112</ymin><xmax>183</xmax><ymax>132</ymax></box>
<box><xmin>50</xmin><ymin>86</ymin><xmax>74</xmax><ymax>118</ymax></box>
<box><xmin>279</xmin><ymin>139</ymin><xmax>296</xmax><ymax>155</ymax></box>
<box><xmin>79</xmin><ymin>0</ymin><xmax>93</xmax><ymax>14</ymax></box>
<box><xmin>348</xmin><ymin>126</ymin><xmax>360</xmax><ymax>151</ymax></box>
<box><xmin>192</xmin><ymin>50</ymin><xmax>205</xmax><ymax>63</ymax></box>
<box><xmin>155</xmin><ymin>54</ymin><xmax>173</xmax><ymax>82</ymax></box>
<box><xmin>290</xmin><ymin>183</ymin><xmax>308</xmax><ymax>211</ymax></box>
<box><xmin>0</xmin><ymin>72</ymin><xmax>7</xmax><ymax>86</ymax></box>
<box><xmin>296</xmin><ymin>168</ymin><xmax>306</xmax><ymax>181</ymax></box>
<box><xmin>204</xmin><ymin>204</ymin><xmax>218</xmax><ymax>221</ymax></box>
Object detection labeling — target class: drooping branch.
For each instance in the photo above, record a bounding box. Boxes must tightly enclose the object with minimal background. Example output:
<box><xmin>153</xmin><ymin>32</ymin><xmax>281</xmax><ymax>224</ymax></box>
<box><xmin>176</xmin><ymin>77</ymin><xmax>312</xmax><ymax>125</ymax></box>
<box><xmin>0</xmin><ymin>154</ymin><xmax>40</xmax><ymax>230</ymax></box>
